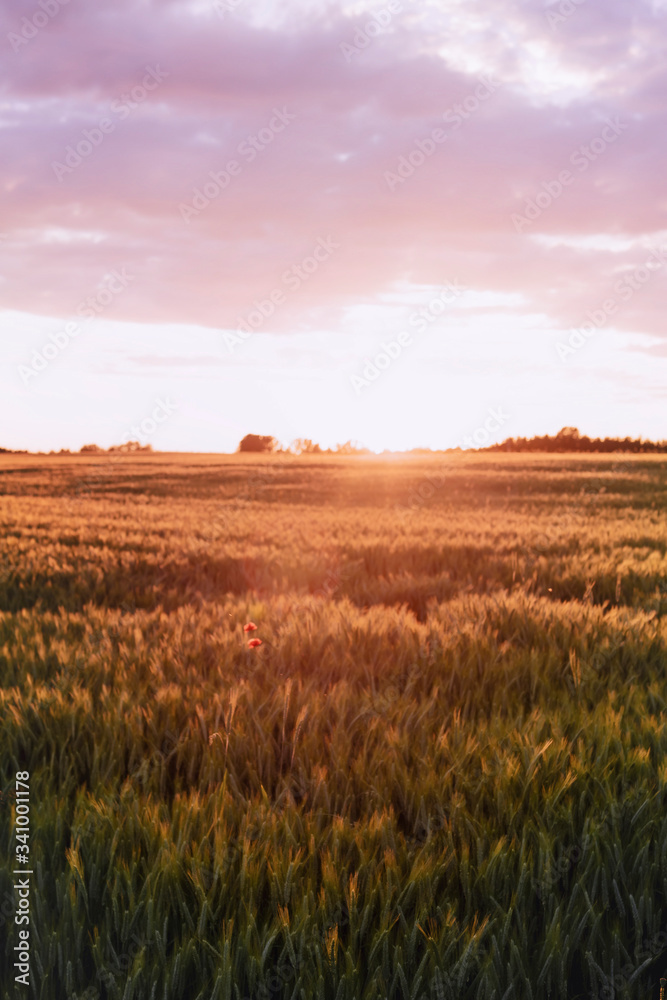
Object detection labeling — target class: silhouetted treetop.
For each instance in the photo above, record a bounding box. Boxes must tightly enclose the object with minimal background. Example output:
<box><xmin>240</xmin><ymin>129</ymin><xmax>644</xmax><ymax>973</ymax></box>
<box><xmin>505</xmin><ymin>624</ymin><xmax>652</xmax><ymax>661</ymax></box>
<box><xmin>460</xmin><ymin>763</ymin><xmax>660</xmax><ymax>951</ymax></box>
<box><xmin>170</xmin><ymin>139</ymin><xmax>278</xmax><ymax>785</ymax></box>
<box><xmin>238</xmin><ymin>434</ymin><xmax>278</xmax><ymax>453</ymax></box>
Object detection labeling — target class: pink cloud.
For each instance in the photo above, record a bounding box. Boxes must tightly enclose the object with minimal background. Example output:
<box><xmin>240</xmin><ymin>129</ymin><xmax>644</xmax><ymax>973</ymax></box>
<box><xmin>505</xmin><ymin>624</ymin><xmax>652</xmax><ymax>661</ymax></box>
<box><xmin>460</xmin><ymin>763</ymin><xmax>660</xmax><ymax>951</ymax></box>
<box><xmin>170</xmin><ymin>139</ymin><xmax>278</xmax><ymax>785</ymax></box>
<box><xmin>1</xmin><ymin>0</ymin><xmax>667</xmax><ymax>349</ymax></box>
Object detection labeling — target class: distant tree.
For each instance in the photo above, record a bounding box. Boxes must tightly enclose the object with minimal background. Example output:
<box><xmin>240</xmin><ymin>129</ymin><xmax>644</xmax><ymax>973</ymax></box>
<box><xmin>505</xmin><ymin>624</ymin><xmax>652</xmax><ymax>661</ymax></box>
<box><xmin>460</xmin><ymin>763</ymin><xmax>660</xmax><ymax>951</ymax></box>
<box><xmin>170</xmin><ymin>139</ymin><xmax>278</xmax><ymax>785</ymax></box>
<box><xmin>109</xmin><ymin>441</ymin><xmax>153</xmax><ymax>453</ymax></box>
<box><xmin>238</xmin><ymin>434</ymin><xmax>278</xmax><ymax>453</ymax></box>
<box><xmin>79</xmin><ymin>444</ymin><xmax>104</xmax><ymax>453</ymax></box>
<box><xmin>290</xmin><ymin>439</ymin><xmax>322</xmax><ymax>455</ymax></box>
<box><xmin>334</xmin><ymin>440</ymin><xmax>370</xmax><ymax>455</ymax></box>
<box><xmin>556</xmin><ymin>427</ymin><xmax>580</xmax><ymax>438</ymax></box>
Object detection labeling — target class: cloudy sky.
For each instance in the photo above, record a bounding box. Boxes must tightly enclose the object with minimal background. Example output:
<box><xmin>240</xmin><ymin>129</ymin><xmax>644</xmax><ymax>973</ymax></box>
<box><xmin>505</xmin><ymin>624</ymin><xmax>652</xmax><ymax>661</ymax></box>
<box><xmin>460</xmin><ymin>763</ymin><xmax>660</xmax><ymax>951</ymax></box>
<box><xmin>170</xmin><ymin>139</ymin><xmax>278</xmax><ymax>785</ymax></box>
<box><xmin>1</xmin><ymin>0</ymin><xmax>666</xmax><ymax>452</ymax></box>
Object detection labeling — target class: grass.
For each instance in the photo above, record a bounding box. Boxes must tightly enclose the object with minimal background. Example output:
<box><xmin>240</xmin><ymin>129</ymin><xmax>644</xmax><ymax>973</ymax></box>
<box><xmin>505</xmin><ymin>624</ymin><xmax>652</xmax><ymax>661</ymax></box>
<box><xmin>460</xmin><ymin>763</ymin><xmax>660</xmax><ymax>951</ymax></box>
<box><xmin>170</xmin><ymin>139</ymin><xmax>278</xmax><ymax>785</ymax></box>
<box><xmin>1</xmin><ymin>451</ymin><xmax>667</xmax><ymax>1000</ymax></box>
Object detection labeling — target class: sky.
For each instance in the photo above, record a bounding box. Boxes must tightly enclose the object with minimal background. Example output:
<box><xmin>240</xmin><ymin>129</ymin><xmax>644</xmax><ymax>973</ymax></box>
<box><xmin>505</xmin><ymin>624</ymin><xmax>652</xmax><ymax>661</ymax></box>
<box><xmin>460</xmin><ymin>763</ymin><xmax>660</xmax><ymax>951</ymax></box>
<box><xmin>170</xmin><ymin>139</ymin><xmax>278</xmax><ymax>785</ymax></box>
<box><xmin>1</xmin><ymin>0</ymin><xmax>666</xmax><ymax>453</ymax></box>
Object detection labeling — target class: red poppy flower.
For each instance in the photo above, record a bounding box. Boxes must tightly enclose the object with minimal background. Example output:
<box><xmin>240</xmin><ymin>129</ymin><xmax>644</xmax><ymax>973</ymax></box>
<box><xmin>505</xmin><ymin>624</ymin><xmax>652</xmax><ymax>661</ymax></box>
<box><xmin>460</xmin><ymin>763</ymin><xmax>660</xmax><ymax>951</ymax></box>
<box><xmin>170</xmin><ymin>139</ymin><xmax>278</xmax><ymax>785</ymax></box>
<box><xmin>248</xmin><ymin>638</ymin><xmax>262</xmax><ymax>648</ymax></box>
<box><xmin>243</xmin><ymin>622</ymin><xmax>258</xmax><ymax>632</ymax></box>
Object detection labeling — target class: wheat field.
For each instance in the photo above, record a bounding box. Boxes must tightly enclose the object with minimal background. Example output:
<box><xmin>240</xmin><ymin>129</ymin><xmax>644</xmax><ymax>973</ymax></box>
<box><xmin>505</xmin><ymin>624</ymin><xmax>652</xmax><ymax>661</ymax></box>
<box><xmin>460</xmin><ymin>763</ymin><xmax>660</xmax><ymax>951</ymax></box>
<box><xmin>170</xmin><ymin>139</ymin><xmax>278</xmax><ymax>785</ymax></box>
<box><xmin>1</xmin><ymin>452</ymin><xmax>667</xmax><ymax>1000</ymax></box>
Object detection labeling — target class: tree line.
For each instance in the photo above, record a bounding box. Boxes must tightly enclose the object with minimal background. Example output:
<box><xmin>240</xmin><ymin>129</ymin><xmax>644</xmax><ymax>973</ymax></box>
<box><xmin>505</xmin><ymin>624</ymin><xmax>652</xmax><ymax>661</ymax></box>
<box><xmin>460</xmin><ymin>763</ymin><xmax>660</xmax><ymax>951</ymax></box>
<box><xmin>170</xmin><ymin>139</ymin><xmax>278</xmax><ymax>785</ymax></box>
<box><xmin>484</xmin><ymin>427</ymin><xmax>667</xmax><ymax>453</ymax></box>
<box><xmin>238</xmin><ymin>434</ymin><xmax>370</xmax><ymax>454</ymax></box>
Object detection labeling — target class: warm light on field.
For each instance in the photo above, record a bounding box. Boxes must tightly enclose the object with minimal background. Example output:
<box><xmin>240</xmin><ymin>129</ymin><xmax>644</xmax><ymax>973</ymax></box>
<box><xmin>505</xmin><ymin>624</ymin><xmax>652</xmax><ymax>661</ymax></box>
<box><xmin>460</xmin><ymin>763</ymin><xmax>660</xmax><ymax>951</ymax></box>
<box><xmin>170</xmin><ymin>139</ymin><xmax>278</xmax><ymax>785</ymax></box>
<box><xmin>1</xmin><ymin>454</ymin><xmax>666</xmax><ymax>997</ymax></box>
<box><xmin>3</xmin><ymin>0</ymin><xmax>667</xmax><ymax>993</ymax></box>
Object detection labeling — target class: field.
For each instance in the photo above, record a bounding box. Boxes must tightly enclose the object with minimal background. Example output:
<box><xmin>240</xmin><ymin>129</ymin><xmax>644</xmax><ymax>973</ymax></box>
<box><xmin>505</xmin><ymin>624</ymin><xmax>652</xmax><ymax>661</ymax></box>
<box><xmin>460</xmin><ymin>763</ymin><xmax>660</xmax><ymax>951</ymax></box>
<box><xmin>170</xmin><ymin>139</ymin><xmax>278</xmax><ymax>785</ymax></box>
<box><xmin>1</xmin><ymin>451</ymin><xmax>667</xmax><ymax>1000</ymax></box>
